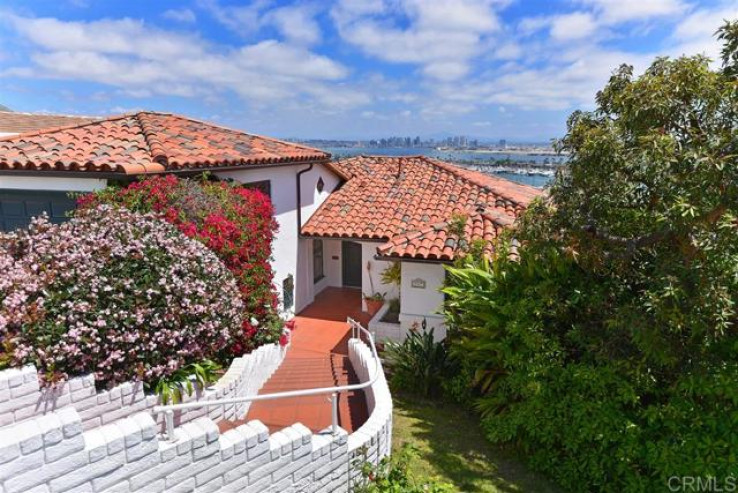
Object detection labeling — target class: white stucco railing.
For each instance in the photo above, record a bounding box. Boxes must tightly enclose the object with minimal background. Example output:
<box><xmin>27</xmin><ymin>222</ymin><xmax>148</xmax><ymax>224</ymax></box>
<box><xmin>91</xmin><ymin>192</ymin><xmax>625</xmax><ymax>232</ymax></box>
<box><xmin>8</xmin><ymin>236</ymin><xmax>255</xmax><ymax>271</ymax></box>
<box><xmin>152</xmin><ymin>318</ymin><xmax>382</xmax><ymax>441</ymax></box>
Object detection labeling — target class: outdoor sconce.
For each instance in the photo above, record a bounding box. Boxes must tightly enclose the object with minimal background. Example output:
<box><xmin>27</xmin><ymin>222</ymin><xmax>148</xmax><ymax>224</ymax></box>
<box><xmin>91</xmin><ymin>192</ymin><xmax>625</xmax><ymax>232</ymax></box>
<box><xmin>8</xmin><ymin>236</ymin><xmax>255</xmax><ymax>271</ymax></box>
<box><xmin>317</xmin><ymin>176</ymin><xmax>325</xmax><ymax>193</ymax></box>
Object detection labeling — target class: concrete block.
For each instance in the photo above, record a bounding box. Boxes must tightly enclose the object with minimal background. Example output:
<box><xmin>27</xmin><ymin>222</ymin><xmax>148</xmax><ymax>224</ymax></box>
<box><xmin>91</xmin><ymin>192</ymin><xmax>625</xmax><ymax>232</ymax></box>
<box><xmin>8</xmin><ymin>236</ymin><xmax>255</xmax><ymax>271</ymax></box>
<box><xmin>223</xmin><ymin>428</ymin><xmax>246</xmax><ymax>457</ymax></box>
<box><xmin>37</xmin><ymin>413</ymin><xmax>64</xmax><ymax>447</ymax></box>
<box><xmin>195</xmin><ymin>418</ymin><xmax>219</xmax><ymax>444</ymax></box>
<box><xmin>91</xmin><ymin>448</ymin><xmax>159</xmax><ymax>492</ymax></box>
<box><xmin>128</xmin><ymin>452</ymin><xmax>190</xmax><ymax>491</ymax></box>
<box><xmin>236</xmin><ymin>423</ymin><xmax>259</xmax><ymax>449</ymax></box>
<box><xmin>10</xmin><ymin>381</ymin><xmax>39</xmax><ymax>398</ymax></box>
<box><xmin>247</xmin><ymin>420</ymin><xmax>269</xmax><ymax>442</ymax></box>
<box><xmin>125</xmin><ymin>436</ymin><xmax>158</xmax><ymax>463</ymax></box>
<box><xmin>5</xmin><ymin>450</ymin><xmax>87</xmax><ymax>493</ymax></box>
<box><xmin>180</xmin><ymin>422</ymin><xmax>206</xmax><ymax>450</ymax></box>
<box><xmin>85</xmin><ymin>428</ymin><xmax>108</xmax><ymax>463</ymax></box>
<box><xmin>56</xmin><ymin>408</ymin><xmax>82</xmax><ymax>439</ymax></box>
<box><xmin>115</xmin><ymin>418</ymin><xmax>141</xmax><ymax>448</ymax></box>
<box><xmin>5</xmin><ymin>369</ymin><xmax>24</xmax><ymax>388</ymax></box>
<box><xmin>192</xmin><ymin>440</ymin><xmax>218</xmax><ymax>461</ymax></box>
<box><xmin>0</xmin><ymin>438</ymin><xmax>20</xmax><ymax>465</ymax></box>
<box><xmin>101</xmin><ymin>424</ymin><xmax>125</xmax><ymax>455</ymax></box>
<box><xmin>14</xmin><ymin>419</ymin><xmax>43</xmax><ymax>455</ymax></box>
<box><xmin>45</xmin><ymin>433</ymin><xmax>84</xmax><ymax>463</ymax></box>
<box><xmin>164</xmin><ymin>477</ymin><xmax>194</xmax><ymax>493</ymax></box>
<box><xmin>164</xmin><ymin>452</ymin><xmax>218</xmax><ymax>490</ymax></box>
<box><xmin>48</xmin><ymin>451</ymin><xmax>123</xmax><ymax>493</ymax></box>
<box><xmin>271</xmin><ymin>451</ymin><xmax>312</xmax><ymax>483</ymax></box>
<box><xmin>198</xmin><ymin>476</ymin><xmax>223</xmax><ymax>493</ymax></box>
<box><xmin>159</xmin><ymin>441</ymin><xmax>178</xmax><ymax>463</ymax></box>
<box><xmin>131</xmin><ymin>414</ymin><xmax>156</xmax><ymax>441</ymax></box>
<box><xmin>0</xmin><ymin>448</ymin><xmax>43</xmax><ymax>483</ymax></box>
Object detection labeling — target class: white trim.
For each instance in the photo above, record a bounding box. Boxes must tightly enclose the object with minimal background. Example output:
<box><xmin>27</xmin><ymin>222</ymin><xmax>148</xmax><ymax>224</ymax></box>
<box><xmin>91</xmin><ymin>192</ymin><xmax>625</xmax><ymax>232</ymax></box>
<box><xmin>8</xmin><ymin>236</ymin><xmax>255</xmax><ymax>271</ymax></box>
<box><xmin>0</xmin><ymin>176</ymin><xmax>107</xmax><ymax>192</ymax></box>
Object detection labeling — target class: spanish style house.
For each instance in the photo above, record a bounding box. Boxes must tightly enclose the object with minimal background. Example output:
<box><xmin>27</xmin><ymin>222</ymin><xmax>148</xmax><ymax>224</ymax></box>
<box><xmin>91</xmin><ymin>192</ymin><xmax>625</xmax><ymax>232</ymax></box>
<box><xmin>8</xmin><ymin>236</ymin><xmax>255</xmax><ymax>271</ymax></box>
<box><xmin>0</xmin><ymin>111</ymin><xmax>540</xmax><ymax>339</ymax></box>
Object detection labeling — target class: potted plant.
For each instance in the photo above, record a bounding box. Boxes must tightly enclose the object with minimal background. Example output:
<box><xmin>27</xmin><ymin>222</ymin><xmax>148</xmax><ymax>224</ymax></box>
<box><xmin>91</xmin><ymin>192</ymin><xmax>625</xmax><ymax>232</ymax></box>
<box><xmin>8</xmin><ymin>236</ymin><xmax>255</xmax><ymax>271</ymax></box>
<box><xmin>363</xmin><ymin>292</ymin><xmax>386</xmax><ymax>316</ymax></box>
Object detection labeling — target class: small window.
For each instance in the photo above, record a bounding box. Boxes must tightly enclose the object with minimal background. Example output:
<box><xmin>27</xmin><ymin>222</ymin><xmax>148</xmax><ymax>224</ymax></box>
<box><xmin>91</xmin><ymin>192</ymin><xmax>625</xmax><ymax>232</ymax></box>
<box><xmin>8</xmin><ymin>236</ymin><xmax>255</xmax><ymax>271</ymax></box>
<box><xmin>283</xmin><ymin>274</ymin><xmax>294</xmax><ymax>311</ymax></box>
<box><xmin>242</xmin><ymin>180</ymin><xmax>271</xmax><ymax>199</ymax></box>
<box><xmin>313</xmin><ymin>239</ymin><xmax>324</xmax><ymax>283</ymax></box>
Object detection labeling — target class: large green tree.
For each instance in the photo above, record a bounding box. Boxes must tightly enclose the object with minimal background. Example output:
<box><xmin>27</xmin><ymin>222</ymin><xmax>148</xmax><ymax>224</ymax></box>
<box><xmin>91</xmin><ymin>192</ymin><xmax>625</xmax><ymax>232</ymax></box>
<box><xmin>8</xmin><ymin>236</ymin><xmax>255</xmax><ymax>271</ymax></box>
<box><xmin>444</xmin><ymin>22</ymin><xmax>738</xmax><ymax>492</ymax></box>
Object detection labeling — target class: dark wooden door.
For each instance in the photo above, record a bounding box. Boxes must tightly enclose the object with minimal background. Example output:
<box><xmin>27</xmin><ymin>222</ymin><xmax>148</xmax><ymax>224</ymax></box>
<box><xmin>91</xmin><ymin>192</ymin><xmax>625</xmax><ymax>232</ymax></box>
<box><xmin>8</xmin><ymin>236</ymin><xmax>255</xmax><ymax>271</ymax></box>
<box><xmin>342</xmin><ymin>241</ymin><xmax>362</xmax><ymax>288</ymax></box>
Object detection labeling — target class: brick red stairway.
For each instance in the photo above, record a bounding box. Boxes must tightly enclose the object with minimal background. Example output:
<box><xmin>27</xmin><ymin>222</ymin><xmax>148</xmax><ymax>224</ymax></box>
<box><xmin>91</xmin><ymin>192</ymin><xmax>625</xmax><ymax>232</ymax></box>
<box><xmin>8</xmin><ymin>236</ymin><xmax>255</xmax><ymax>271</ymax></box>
<box><xmin>218</xmin><ymin>288</ymin><xmax>372</xmax><ymax>435</ymax></box>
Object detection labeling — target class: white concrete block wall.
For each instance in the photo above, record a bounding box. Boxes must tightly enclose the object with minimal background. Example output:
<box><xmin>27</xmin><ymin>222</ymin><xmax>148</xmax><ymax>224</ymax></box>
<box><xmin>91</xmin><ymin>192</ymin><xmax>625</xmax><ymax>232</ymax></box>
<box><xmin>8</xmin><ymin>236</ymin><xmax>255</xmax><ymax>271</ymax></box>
<box><xmin>0</xmin><ymin>339</ymin><xmax>392</xmax><ymax>492</ymax></box>
<box><xmin>0</xmin><ymin>407</ymin><xmax>353</xmax><ymax>493</ymax></box>
<box><xmin>0</xmin><ymin>343</ymin><xmax>286</xmax><ymax>433</ymax></box>
<box><xmin>346</xmin><ymin>338</ymin><xmax>394</xmax><ymax>485</ymax></box>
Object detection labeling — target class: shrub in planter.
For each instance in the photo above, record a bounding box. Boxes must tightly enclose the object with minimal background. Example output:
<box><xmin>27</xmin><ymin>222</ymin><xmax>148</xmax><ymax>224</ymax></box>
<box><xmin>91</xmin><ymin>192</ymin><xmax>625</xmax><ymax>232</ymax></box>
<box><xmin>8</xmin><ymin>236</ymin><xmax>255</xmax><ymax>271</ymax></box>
<box><xmin>81</xmin><ymin>174</ymin><xmax>281</xmax><ymax>351</ymax></box>
<box><xmin>0</xmin><ymin>205</ymin><xmax>244</xmax><ymax>389</ymax></box>
<box><xmin>363</xmin><ymin>292</ymin><xmax>386</xmax><ymax>317</ymax></box>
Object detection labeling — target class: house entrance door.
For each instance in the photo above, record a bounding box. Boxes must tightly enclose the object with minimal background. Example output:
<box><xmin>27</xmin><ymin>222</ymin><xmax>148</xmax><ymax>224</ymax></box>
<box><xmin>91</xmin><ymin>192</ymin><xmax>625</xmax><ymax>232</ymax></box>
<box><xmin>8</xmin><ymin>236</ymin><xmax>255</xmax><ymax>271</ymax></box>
<box><xmin>341</xmin><ymin>241</ymin><xmax>362</xmax><ymax>288</ymax></box>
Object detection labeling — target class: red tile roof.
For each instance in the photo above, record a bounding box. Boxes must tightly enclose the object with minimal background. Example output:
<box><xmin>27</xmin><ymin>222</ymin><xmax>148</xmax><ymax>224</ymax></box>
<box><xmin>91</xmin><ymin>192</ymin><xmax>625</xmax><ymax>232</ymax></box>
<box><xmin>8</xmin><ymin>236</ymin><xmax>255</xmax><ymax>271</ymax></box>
<box><xmin>0</xmin><ymin>111</ymin><xmax>99</xmax><ymax>135</ymax></box>
<box><xmin>0</xmin><ymin>111</ymin><xmax>330</xmax><ymax>175</ymax></box>
<box><xmin>301</xmin><ymin>155</ymin><xmax>543</xmax><ymax>261</ymax></box>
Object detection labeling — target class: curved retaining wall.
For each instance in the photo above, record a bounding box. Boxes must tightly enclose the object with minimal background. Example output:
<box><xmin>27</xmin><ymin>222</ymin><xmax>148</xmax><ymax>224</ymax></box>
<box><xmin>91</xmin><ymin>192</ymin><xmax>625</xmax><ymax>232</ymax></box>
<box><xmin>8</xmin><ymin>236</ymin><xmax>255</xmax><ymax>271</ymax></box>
<box><xmin>347</xmin><ymin>338</ymin><xmax>393</xmax><ymax>481</ymax></box>
<box><xmin>0</xmin><ymin>343</ymin><xmax>286</xmax><ymax>433</ymax></box>
<box><xmin>0</xmin><ymin>338</ymin><xmax>392</xmax><ymax>492</ymax></box>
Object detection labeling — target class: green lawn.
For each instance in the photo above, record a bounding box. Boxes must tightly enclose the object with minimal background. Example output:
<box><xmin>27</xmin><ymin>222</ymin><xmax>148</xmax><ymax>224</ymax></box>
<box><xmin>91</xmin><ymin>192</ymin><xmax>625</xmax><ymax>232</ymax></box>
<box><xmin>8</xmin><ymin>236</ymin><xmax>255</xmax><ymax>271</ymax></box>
<box><xmin>392</xmin><ymin>393</ymin><xmax>560</xmax><ymax>493</ymax></box>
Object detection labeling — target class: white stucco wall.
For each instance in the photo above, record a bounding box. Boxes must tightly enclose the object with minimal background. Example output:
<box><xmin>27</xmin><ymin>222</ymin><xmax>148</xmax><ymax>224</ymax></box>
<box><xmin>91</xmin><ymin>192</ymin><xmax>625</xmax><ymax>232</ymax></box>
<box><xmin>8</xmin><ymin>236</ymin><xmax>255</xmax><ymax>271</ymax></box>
<box><xmin>0</xmin><ymin>176</ymin><xmax>107</xmax><ymax>192</ymax></box>
<box><xmin>360</xmin><ymin>242</ymin><xmax>400</xmax><ymax>312</ymax></box>
<box><xmin>398</xmin><ymin>261</ymin><xmax>447</xmax><ymax>338</ymax></box>
<box><xmin>215</xmin><ymin>162</ymin><xmax>340</xmax><ymax>316</ymax></box>
<box><xmin>305</xmin><ymin>238</ymin><xmax>343</xmax><ymax>303</ymax></box>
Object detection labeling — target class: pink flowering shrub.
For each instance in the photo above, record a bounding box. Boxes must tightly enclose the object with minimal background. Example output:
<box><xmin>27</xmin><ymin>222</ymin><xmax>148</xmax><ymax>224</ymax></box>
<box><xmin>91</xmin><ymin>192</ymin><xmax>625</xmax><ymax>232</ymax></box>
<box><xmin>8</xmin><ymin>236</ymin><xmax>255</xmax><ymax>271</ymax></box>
<box><xmin>0</xmin><ymin>205</ymin><xmax>244</xmax><ymax>388</ymax></box>
<box><xmin>81</xmin><ymin>175</ymin><xmax>281</xmax><ymax>353</ymax></box>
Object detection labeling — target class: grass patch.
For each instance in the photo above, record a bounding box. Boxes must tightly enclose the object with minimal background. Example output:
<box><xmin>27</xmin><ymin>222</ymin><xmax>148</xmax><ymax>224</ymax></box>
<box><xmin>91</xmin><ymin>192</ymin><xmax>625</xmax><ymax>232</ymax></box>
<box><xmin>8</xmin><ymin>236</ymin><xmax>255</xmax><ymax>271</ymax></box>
<box><xmin>392</xmin><ymin>393</ymin><xmax>559</xmax><ymax>492</ymax></box>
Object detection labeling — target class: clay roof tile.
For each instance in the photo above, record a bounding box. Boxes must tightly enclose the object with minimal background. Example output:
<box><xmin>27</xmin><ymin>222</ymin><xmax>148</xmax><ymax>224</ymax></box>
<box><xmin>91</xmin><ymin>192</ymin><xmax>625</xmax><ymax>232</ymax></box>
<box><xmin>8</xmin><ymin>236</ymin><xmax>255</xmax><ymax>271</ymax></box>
<box><xmin>302</xmin><ymin>155</ymin><xmax>544</xmax><ymax>261</ymax></box>
<box><xmin>0</xmin><ymin>111</ymin><xmax>329</xmax><ymax>174</ymax></box>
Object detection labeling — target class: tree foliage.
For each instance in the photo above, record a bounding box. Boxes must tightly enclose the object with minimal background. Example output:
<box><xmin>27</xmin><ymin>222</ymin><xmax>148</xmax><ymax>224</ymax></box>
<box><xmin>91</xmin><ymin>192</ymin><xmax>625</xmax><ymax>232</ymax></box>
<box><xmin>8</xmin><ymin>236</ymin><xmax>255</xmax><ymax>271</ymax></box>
<box><xmin>443</xmin><ymin>22</ymin><xmax>738</xmax><ymax>491</ymax></box>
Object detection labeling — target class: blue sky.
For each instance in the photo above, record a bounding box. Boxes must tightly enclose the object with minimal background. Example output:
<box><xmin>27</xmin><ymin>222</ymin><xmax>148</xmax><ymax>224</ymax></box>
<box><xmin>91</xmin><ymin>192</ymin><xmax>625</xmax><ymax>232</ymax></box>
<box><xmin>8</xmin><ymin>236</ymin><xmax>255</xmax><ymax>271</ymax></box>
<box><xmin>0</xmin><ymin>0</ymin><xmax>735</xmax><ymax>141</ymax></box>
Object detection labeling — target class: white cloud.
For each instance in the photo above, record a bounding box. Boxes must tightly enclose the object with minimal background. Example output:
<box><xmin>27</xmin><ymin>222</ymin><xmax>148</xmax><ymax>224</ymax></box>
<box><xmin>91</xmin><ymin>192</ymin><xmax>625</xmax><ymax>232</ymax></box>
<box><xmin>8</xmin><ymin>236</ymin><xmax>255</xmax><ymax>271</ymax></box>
<box><xmin>8</xmin><ymin>16</ymin><xmax>206</xmax><ymax>61</ymax></box>
<box><xmin>162</xmin><ymin>8</ymin><xmax>196</xmax><ymax>23</ymax></box>
<box><xmin>3</xmin><ymin>14</ymin><xmax>365</xmax><ymax>111</ymax></box>
<box><xmin>550</xmin><ymin>12</ymin><xmax>598</xmax><ymax>41</ymax></box>
<box><xmin>493</xmin><ymin>42</ymin><xmax>522</xmax><ymax>60</ymax></box>
<box><xmin>332</xmin><ymin>0</ymin><xmax>503</xmax><ymax>80</ymax></box>
<box><xmin>263</xmin><ymin>5</ymin><xmax>322</xmax><ymax>45</ymax></box>
<box><xmin>196</xmin><ymin>0</ymin><xmax>267</xmax><ymax>34</ymax></box>
<box><xmin>670</xmin><ymin>3</ymin><xmax>738</xmax><ymax>60</ymax></box>
<box><xmin>198</xmin><ymin>0</ymin><xmax>322</xmax><ymax>46</ymax></box>
<box><xmin>579</xmin><ymin>0</ymin><xmax>688</xmax><ymax>24</ymax></box>
<box><xmin>430</xmin><ymin>45</ymin><xmax>654</xmax><ymax>112</ymax></box>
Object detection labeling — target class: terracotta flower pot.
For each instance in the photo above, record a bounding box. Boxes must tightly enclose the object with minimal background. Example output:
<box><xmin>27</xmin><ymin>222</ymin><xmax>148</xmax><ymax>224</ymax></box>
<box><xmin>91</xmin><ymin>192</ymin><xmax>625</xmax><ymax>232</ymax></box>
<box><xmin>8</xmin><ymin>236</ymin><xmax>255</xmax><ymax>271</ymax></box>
<box><xmin>365</xmin><ymin>298</ymin><xmax>384</xmax><ymax>317</ymax></box>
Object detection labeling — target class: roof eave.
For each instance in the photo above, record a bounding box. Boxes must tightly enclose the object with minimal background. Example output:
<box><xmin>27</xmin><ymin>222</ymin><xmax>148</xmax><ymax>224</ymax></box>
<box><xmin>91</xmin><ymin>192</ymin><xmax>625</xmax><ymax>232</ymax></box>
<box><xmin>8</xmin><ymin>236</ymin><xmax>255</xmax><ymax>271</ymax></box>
<box><xmin>0</xmin><ymin>157</ymin><xmax>332</xmax><ymax>180</ymax></box>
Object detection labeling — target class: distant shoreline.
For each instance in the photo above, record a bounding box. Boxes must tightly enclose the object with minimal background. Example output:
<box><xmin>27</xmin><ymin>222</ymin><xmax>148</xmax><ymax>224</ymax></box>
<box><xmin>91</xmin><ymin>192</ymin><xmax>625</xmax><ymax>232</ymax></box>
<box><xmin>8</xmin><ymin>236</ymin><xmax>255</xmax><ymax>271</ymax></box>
<box><xmin>320</xmin><ymin>146</ymin><xmax>559</xmax><ymax>188</ymax></box>
<box><xmin>441</xmin><ymin>147</ymin><xmax>566</xmax><ymax>156</ymax></box>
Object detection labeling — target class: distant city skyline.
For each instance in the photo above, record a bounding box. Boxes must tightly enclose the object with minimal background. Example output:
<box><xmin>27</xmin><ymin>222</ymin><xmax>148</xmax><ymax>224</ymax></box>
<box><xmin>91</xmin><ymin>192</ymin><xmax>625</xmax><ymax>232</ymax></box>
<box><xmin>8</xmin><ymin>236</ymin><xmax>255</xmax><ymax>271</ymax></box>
<box><xmin>0</xmin><ymin>0</ymin><xmax>735</xmax><ymax>140</ymax></box>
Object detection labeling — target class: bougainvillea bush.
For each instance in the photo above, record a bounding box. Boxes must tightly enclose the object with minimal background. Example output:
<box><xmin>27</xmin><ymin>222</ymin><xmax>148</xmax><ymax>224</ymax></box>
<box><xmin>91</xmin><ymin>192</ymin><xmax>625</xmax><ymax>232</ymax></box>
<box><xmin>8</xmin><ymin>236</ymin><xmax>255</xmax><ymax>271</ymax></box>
<box><xmin>0</xmin><ymin>205</ymin><xmax>244</xmax><ymax>388</ymax></box>
<box><xmin>80</xmin><ymin>175</ymin><xmax>281</xmax><ymax>351</ymax></box>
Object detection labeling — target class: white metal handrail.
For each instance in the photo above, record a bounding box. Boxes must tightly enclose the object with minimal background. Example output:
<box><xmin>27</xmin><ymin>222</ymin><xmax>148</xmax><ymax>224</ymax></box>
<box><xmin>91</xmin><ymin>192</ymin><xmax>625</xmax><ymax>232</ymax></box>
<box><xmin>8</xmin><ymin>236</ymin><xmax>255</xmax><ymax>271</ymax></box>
<box><xmin>152</xmin><ymin>318</ymin><xmax>380</xmax><ymax>441</ymax></box>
